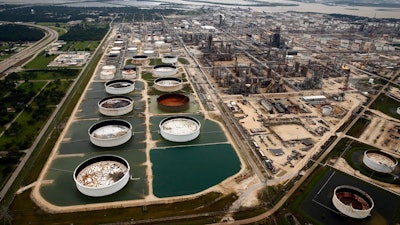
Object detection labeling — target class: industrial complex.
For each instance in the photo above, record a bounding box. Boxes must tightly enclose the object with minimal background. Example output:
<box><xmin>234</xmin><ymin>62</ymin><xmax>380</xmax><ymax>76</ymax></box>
<box><xmin>1</xmin><ymin>5</ymin><xmax>399</xmax><ymax>225</ymax></box>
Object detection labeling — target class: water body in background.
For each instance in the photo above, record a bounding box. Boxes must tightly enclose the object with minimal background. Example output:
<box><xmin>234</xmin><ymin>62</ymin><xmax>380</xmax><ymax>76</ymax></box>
<box><xmin>0</xmin><ymin>0</ymin><xmax>399</xmax><ymax>18</ymax></box>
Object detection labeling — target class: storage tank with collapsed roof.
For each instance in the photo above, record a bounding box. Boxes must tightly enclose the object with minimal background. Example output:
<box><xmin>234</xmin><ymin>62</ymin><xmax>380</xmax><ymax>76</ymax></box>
<box><xmin>73</xmin><ymin>155</ymin><xmax>130</xmax><ymax>197</ymax></box>
<box><xmin>98</xmin><ymin>96</ymin><xmax>134</xmax><ymax>116</ymax></box>
<box><xmin>332</xmin><ymin>185</ymin><xmax>374</xmax><ymax>219</ymax></box>
<box><xmin>159</xmin><ymin>116</ymin><xmax>200</xmax><ymax>142</ymax></box>
<box><xmin>105</xmin><ymin>79</ymin><xmax>135</xmax><ymax>95</ymax></box>
<box><xmin>88</xmin><ymin>119</ymin><xmax>132</xmax><ymax>147</ymax></box>
<box><xmin>363</xmin><ymin>149</ymin><xmax>397</xmax><ymax>174</ymax></box>
<box><xmin>153</xmin><ymin>77</ymin><xmax>183</xmax><ymax>92</ymax></box>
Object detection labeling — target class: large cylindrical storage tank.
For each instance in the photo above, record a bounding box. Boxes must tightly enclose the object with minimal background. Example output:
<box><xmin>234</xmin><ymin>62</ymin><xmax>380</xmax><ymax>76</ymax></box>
<box><xmin>105</xmin><ymin>79</ymin><xmax>135</xmax><ymax>95</ymax></box>
<box><xmin>127</xmin><ymin>47</ymin><xmax>138</xmax><ymax>53</ymax></box>
<box><xmin>122</xmin><ymin>65</ymin><xmax>137</xmax><ymax>79</ymax></box>
<box><xmin>143</xmin><ymin>49</ymin><xmax>155</xmax><ymax>56</ymax></box>
<box><xmin>153</xmin><ymin>77</ymin><xmax>183</xmax><ymax>92</ymax></box>
<box><xmin>159</xmin><ymin>116</ymin><xmax>201</xmax><ymax>142</ymax></box>
<box><xmin>100</xmin><ymin>70</ymin><xmax>115</xmax><ymax>80</ymax></box>
<box><xmin>111</xmin><ymin>47</ymin><xmax>122</xmax><ymax>52</ymax></box>
<box><xmin>132</xmin><ymin>55</ymin><xmax>149</xmax><ymax>65</ymax></box>
<box><xmin>102</xmin><ymin>65</ymin><xmax>116</xmax><ymax>73</ymax></box>
<box><xmin>321</xmin><ymin>105</ymin><xmax>333</xmax><ymax>115</ymax></box>
<box><xmin>161</xmin><ymin>55</ymin><xmax>178</xmax><ymax>64</ymax></box>
<box><xmin>332</xmin><ymin>185</ymin><xmax>374</xmax><ymax>219</ymax></box>
<box><xmin>362</xmin><ymin>150</ymin><xmax>398</xmax><ymax>174</ymax></box>
<box><xmin>153</xmin><ymin>64</ymin><xmax>177</xmax><ymax>77</ymax></box>
<box><xmin>109</xmin><ymin>50</ymin><xmax>121</xmax><ymax>57</ymax></box>
<box><xmin>98</xmin><ymin>96</ymin><xmax>134</xmax><ymax>116</ymax></box>
<box><xmin>157</xmin><ymin>93</ymin><xmax>189</xmax><ymax>112</ymax></box>
<box><xmin>73</xmin><ymin>155</ymin><xmax>130</xmax><ymax>197</ymax></box>
<box><xmin>114</xmin><ymin>40</ymin><xmax>124</xmax><ymax>46</ymax></box>
<box><xmin>397</xmin><ymin>107</ymin><xmax>400</xmax><ymax>115</ymax></box>
<box><xmin>88</xmin><ymin>119</ymin><xmax>133</xmax><ymax>147</ymax></box>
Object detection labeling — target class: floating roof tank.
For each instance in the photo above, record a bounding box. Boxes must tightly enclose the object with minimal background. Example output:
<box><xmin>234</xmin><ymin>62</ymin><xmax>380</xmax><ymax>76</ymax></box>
<box><xmin>88</xmin><ymin>119</ymin><xmax>133</xmax><ymax>147</ymax></box>
<box><xmin>98</xmin><ymin>96</ymin><xmax>134</xmax><ymax>116</ymax></box>
<box><xmin>105</xmin><ymin>79</ymin><xmax>135</xmax><ymax>95</ymax></box>
<box><xmin>153</xmin><ymin>77</ymin><xmax>183</xmax><ymax>92</ymax></box>
<box><xmin>153</xmin><ymin>64</ymin><xmax>177</xmax><ymax>77</ymax></box>
<box><xmin>332</xmin><ymin>185</ymin><xmax>374</xmax><ymax>219</ymax></box>
<box><xmin>363</xmin><ymin>149</ymin><xmax>397</xmax><ymax>174</ymax></box>
<box><xmin>159</xmin><ymin>116</ymin><xmax>201</xmax><ymax>142</ymax></box>
<box><xmin>73</xmin><ymin>155</ymin><xmax>130</xmax><ymax>197</ymax></box>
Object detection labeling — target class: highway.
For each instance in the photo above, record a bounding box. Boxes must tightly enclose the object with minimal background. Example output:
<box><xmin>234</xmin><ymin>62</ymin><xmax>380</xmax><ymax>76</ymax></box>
<box><xmin>0</xmin><ymin>22</ymin><xmax>58</xmax><ymax>76</ymax></box>
<box><xmin>0</xmin><ymin>23</ymin><xmax>58</xmax><ymax>202</ymax></box>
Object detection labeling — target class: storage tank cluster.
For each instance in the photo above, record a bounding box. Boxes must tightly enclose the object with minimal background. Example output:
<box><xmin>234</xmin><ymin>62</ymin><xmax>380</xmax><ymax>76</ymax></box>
<box><xmin>332</xmin><ymin>185</ymin><xmax>374</xmax><ymax>219</ymax></box>
<box><xmin>362</xmin><ymin>149</ymin><xmax>398</xmax><ymax>174</ymax></box>
<box><xmin>159</xmin><ymin>116</ymin><xmax>201</xmax><ymax>142</ymax></box>
<box><xmin>73</xmin><ymin>34</ymin><xmax>140</xmax><ymax>197</ymax></box>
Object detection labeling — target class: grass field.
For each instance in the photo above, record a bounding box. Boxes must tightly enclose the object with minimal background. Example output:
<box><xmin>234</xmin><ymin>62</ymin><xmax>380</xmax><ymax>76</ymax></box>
<box><xmin>23</xmin><ymin>51</ymin><xmax>57</xmax><ymax>69</ymax></box>
<box><xmin>16</xmin><ymin>69</ymin><xmax>80</xmax><ymax>80</ymax></box>
<box><xmin>60</xmin><ymin>41</ymin><xmax>99</xmax><ymax>52</ymax></box>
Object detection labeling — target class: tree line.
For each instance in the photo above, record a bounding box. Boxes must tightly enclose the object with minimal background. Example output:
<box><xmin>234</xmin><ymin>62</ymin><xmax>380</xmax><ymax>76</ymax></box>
<box><xmin>0</xmin><ymin>24</ymin><xmax>44</xmax><ymax>42</ymax></box>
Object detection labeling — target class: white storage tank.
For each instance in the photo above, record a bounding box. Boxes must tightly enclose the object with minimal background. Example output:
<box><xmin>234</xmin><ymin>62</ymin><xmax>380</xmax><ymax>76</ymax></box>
<box><xmin>153</xmin><ymin>64</ymin><xmax>177</xmax><ymax>77</ymax></box>
<box><xmin>88</xmin><ymin>119</ymin><xmax>133</xmax><ymax>147</ymax></box>
<box><xmin>111</xmin><ymin>47</ymin><xmax>122</xmax><ymax>51</ymax></box>
<box><xmin>102</xmin><ymin>65</ymin><xmax>116</xmax><ymax>73</ymax></box>
<box><xmin>105</xmin><ymin>79</ymin><xmax>135</xmax><ymax>95</ymax></box>
<box><xmin>153</xmin><ymin>77</ymin><xmax>183</xmax><ymax>92</ymax></box>
<box><xmin>332</xmin><ymin>185</ymin><xmax>374</xmax><ymax>219</ymax></box>
<box><xmin>159</xmin><ymin>116</ymin><xmax>201</xmax><ymax>142</ymax></box>
<box><xmin>362</xmin><ymin>150</ymin><xmax>397</xmax><ymax>174</ymax></box>
<box><xmin>127</xmin><ymin>47</ymin><xmax>138</xmax><ymax>52</ymax></box>
<box><xmin>321</xmin><ymin>105</ymin><xmax>333</xmax><ymax>115</ymax></box>
<box><xmin>98</xmin><ymin>96</ymin><xmax>134</xmax><ymax>116</ymax></box>
<box><xmin>100</xmin><ymin>70</ymin><xmax>115</xmax><ymax>80</ymax></box>
<box><xmin>73</xmin><ymin>155</ymin><xmax>130</xmax><ymax>197</ymax></box>
<box><xmin>161</xmin><ymin>55</ymin><xmax>178</xmax><ymax>64</ymax></box>
<box><xmin>397</xmin><ymin>107</ymin><xmax>400</xmax><ymax>115</ymax></box>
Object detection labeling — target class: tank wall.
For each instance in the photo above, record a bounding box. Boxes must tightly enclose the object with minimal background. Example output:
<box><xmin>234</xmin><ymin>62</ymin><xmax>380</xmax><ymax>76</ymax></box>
<box><xmin>160</xmin><ymin>129</ymin><xmax>200</xmax><ymax>142</ymax></box>
<box><xmin>162</xmin><ymin>57</ymin><xmax>178</xmax><ymax>64</ymax></box>
<box><xmin>90</xmin><ymin>129</ymin><xmax>132</xmax><ymax>147</ymax></box>
<box><xmin>363</xmin><ymin>153</ymin><xmax>395</xmax><ymax>173</ymax></box>
<box><xmin>76</xmin><ymin>171</ymin><xmax>130</xmax><ymax>197</ymax></box>
<box><xmin>105</xmin><ymin>82</ymin><xmax>135</xmax><ymax>95</ymax></box>
<box><xmin>153</xmin><ymin>82</ymin><xmax>183</xmax><ymax>92</ymax></box>
<box><xmin>99</xmin><ymin>104</ymin><xmax>133</xmax><ymax>116</ymax></box>
<box><xmin>332</xmin><ymin>193</ymin><xmax>372</xmax><ymax>219</ymax></box>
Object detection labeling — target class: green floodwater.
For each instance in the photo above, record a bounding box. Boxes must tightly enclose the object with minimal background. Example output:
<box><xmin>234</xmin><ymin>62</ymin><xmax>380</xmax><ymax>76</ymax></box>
<box><xmin>151</xmin><ymin>143</ymin><xmax>241</xmax><ymax>198</ymax></box>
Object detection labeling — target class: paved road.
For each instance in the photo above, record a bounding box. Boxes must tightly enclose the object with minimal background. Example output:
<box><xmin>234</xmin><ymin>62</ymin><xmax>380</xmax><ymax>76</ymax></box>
<box><xmin>0</xmin><ymin>23</ymin><xmax>58</xmax><ymax>202</ymax></box>
<box><xmin>0</xmin><ymin>22</ymin><xmax>58</xmax><ymax>75</ymax></box>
